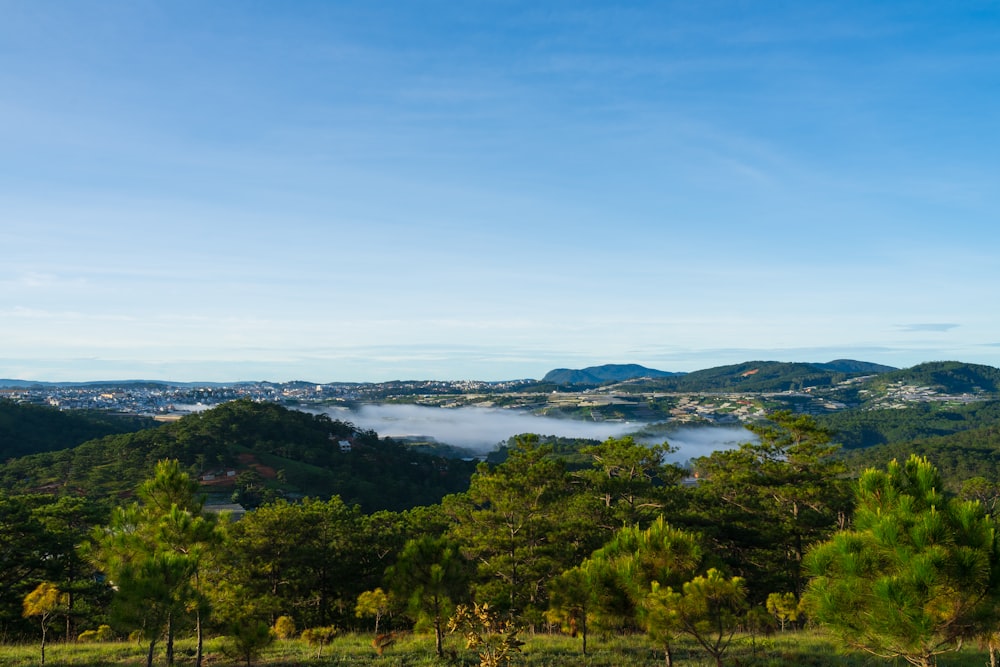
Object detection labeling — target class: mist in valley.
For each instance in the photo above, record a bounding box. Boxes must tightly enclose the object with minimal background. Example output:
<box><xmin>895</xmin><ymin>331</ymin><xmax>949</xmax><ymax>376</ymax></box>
<box><xmin>649</xmin><ymin>425</ymin><xmax>753</xmax><ymax>464</ymax></box>
<box><xmin>321</xmin><ymin>403</ymin><xmax>752</xmax><ymax>461</ymax></box>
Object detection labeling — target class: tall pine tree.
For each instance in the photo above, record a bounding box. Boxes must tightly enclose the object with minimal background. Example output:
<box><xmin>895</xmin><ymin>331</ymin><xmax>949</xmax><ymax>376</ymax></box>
<box><xmin>804</xmin><ymin>455</ymin><xmax>1000</xmax><ymax>667</ymax></box>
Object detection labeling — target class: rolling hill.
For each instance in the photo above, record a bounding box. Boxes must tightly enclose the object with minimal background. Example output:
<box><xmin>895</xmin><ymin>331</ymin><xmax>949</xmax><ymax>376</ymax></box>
<box><xmin>869</xmin><ymin>361</ymin><xmax>1000</xmax><ymax>394</ymax></box>
<box><xmin>540</xmin><ymin>359</ymin><xmax>896</xmax><ymax>392</ymax></box>
<box><xmin>619</xmin><ymin>360</ymin><xmax>896</xmax><ymax>393</ymax></box>
<box><xmin>0</xmin><ymin>400</ymin><xmax>476</xmax><ymax>512</ymax></box>
<box><xmin>541</xmin><ymin>363</ymin><xmax>683</xmax><ymax>385</ymax></box>
<box><xmin>0</xmin><ymin>399</ymin><xmax>154</xmax><ymax>460</ymax></box>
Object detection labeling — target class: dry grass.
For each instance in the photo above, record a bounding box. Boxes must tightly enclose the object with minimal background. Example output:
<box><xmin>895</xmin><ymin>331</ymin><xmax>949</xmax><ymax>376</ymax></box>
<box><xmin>0</xmin><ymin>630</ymin><xmax>992</xmax><ymax>666</ymax></box>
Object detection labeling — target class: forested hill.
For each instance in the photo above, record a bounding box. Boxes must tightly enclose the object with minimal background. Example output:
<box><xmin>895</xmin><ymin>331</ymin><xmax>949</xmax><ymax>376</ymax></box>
<box><xmin>538</xmin><ymin>359</ymin><xmax>895</xmax><ymax>391</ymax></box>
<box><xmin>0</xmin><ymin>399</ymin><xmax>154</xmax><ymax>460</ymax></box>
<box><xmin>818</xmin><ymin>400</ymin><xmax>1000</xmax><ymax>449</ymax></box>
<box><xmin>0</xmin><ymin>400</ymin><xmax>476</xmax><ymax>512</ymax></box>
<box><xmin>624</xmin><ymin>359</ymin><xmax>895</xmax><ymax>392</ymax></box>
<box><xmin>867</xmin><ymin>361</ymin><xmax>1000</xmax><ymax>394</ymax></box>
<box><xmin>844</xmin><ymin>424</ymin><xmax>1000</xmax><ymax>492</ymax></box>
<box><xmin>812</xmin><ymin>359</ymin><xmax>897</xmax><ymax>374</ymax></box>
<box><xmin>541</xmin><ymin>364</ymin><xmax>682</xmax><ymax>385</ymax></box>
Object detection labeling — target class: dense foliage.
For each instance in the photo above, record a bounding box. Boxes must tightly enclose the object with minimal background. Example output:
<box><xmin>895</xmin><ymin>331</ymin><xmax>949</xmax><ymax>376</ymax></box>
<box><xmin>541</xmin><ymin>364</ymin><xmax>681</xmax><ymax>385</ymax></box>
<box><xmin>0</xmin><ymin>399</ymin><xmax>153</xmax><ymax>460</ymax></box>
<box><xmin>622</xmin><ymin>360</ymin><xmax>877</xmax><ymax>393</ymax></box>
<box><xmin>0</xmin><ymin>409</ymin><xmax>850</xmax><ymax>666</ymax></box>
<box><xmin>688</xmin><ymin>412</ymin><xmax>851</xmax><ymax>598</ymax></box>
<box><xmin>0</xmin><ymin>400</ymin><xmax>476</xmax><ymax>511</ymax></box>
<box><xmin>843</xmin><ymin>423</ymin><xmax>1000</xmax><ymax>491</ymax></box>
<box><xmin>805</xmin><ymin>455</ymin><xmax>1000</xmax><ymax>667</ymax></box>
<box><xmin>819</xmin><ymin>400</ymin><xmax>1000</xmax><ymax>449</ymax></box>
<box><xmin>873</xmin><ymin>361</ymin><xmax>1000</xmax><ymax>394</ymax></box>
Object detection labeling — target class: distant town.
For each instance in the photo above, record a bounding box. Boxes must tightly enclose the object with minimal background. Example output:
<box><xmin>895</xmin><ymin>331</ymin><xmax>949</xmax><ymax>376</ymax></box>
<box><xmin>0</xmin><ymin>379</ymin><xmax>529</xmax><ymax>419</ymax></box>
<box><xmin>0</xmin><ymin>371</ymin><xmax>985</xmax><ymax>427</ymax></box>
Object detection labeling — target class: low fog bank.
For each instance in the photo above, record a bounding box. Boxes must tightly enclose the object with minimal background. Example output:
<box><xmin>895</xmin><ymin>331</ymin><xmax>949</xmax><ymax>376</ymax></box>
<box><xmin>646</xmin><ymin>426</ymin><xmax>753</xmax><ymax>465</ymax></box>
<box><xmin>171</xmin><ymin>403</ymin><xmax>213</xmax><ymax>412</ymax></box>
<box><xmin>323</xmin><ymin>403</ymin><xmax>639</xmax><ymax>453</ymax></box>
<box><xmin>321</xmin><ymin>403</ymin><xmax>751</xmax><ymax>460</ymax></box>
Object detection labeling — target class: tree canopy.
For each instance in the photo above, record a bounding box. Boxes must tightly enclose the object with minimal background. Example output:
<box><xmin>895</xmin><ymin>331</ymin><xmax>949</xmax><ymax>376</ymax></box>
<box><xmin>804</xmin><ymin>455</ymin><xmax>1000</xmax><ymax>667</ymax></box>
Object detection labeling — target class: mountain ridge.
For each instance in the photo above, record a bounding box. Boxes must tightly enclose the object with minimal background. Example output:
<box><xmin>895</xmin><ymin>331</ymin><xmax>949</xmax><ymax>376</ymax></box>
<box><xmin>541</xmin><ymin>359</ymin><xmax>902</xmax><ymax>392</ymax></box>
<box><xmin>541</xmin><ymin>363</ymin><xmax>684</xmax><ymax>385</ymax></box>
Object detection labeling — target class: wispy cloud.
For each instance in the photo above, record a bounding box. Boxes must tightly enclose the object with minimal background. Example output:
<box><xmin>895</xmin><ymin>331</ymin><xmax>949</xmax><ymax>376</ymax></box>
<box><xmin>897</xmin><ymin>323</ymin><xmax>960</xmax><ymax>333</ymax></box>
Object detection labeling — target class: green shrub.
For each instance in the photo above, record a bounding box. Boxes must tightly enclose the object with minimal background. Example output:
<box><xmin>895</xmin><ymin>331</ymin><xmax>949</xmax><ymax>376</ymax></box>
<box><xmin>223</xmin><ymin>619</ymin><xmax>274</xmax><ymax>667</ymax></box>
<box><xmin>301</xmin><ymin>626</ymin><xmax>338</xmax><ymax>658</ymax></box>
<box><xmin>78</xmin><ymin>624</ymin><xmax>115</xmax><ymax>642</ymax></box>
<box><xmin>273</xmin><ymin>615</ymin><xmax>296</xmax><ymax>640</ymax></box>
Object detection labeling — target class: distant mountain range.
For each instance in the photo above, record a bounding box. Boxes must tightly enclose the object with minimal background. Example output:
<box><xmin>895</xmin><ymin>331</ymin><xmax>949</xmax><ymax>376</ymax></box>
<box><xmin>586</xmin><ymin>360</ymin><xmax>1000</xmax><ymax>396</ymax></box>
<box><xmin>6</xmin><ymin>359</ymin><xmax>1000</xmax><ymax>396</ymax></box>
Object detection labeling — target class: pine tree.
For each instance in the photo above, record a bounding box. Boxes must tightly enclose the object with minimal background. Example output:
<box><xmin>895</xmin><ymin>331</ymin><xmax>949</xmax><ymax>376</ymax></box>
<box><xmin>581</xmin><ymin>517</ymin><xmax>706</xmax><ymax>665</ymax></box>
<box><xmin>385</xmin><ymin>534</ymin><xmax>468</xmax><ymax>656</ymax></box>
<box><xmin>645</xmin><ymin>569</ymin><xmax>748</xmax><ymax>667</ymax></box>
<box><xmin>86</xmin><ymin>460</ymin><xmax>218</xmax><ymax>667</ymax></box>
<box><xmin>218</xmin><ymin>496</ymin><xmax>364</xmax><ymax>629</ymax></box>
<box><xmin>576</xmin><ymin>436</ymin><xmax>682</xmax><ymax>531</ymax></box>
<box><xmin>804</xmin><ymin>455</ymin><xmax>1000</xmax><ymax>667</ymax></box>
<box><xmin>445</xmin><ymin>436</ymin><xmax>582</xmax><ymax>625</ymax></box>
<box><xmin>691</xmin><ymin>411</ymin><xmax>850</xmax><ymax>598</ymax></box>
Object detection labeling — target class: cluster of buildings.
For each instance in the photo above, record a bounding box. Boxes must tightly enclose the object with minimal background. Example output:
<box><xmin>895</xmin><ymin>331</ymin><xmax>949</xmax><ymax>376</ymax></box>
<box><xmin>1</xmin><ymin>381</ymin><xmax>324</xmax><ymax>415</ymax></box>
<box><xmin>860</xmin><ymin>381</ymin><xmax>982</xmax><ymax>409</ymax></box>
<box><xmin>0</xmin><ymin>378</ymin><xmax>536</xmax><ymax>417</ymax></box>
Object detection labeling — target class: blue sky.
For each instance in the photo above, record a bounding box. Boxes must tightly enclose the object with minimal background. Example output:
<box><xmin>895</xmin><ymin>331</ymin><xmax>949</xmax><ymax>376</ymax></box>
<box><xmin>2</xmin><ymin>1</ymin><xmax>999</xmax><ymax>382</ymax></box>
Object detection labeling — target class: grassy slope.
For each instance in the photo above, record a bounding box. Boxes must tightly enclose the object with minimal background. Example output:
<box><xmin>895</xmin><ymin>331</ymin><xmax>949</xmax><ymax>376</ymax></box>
<box><xmin>0</xmin><ymin>631</ymin><xmax>992</xmax><ymax>666</ymax></box>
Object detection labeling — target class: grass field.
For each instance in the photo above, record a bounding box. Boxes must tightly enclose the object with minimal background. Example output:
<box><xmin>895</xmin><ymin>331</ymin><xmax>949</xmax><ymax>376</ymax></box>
<box><xmin>0</xmin><ymin>630</ymin><xmax>992</xmax><ymax>666</ymax></box>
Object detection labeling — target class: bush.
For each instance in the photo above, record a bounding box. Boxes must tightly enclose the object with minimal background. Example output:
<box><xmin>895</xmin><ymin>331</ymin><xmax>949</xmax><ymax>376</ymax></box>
<box><xmin>448</xmin><ymin>603</ymin><xmax>523</xmax><ymax>667</ymax></box>
<box><xmin>223</xmin><ymin>619</ymin><xmax>274</xmax><ymax>667</ymax></box>
<box><xmin>273</xmin><ymin>615</ymin><xmax>296</xmax><ymax>640</ymax></box>
<box><xmin>77</xmin><ymin>624</ymin><xmax>114</xmax><ymax>642</ymax></box>
<box><xmin>301</xmin><ymin>626</ymin><xmax>338</xmax><ymax>658</ymax></box>
<box><xmin>372</xmin><ymin>632</ymin><xmax>397</xmax><ymax>655</ymax></box>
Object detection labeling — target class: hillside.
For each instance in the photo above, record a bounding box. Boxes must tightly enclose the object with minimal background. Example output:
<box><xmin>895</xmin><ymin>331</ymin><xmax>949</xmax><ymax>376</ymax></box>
<box><xmin>621</xmin><ymin>360</ymin><xmax>893</xmax><ymax>393</ymax></box>
<box><xmin>844</xmin><ymin>423</ymin><xmax>1000</xmax><ymax>492</ymax></box>
<box><xmin>812</xmin><ymin>359</ymin><xmax>897</xmax><ymax>374</ymax></box>
<box><xmin>868</xmin><ymin>361</ymin><xmax>1000</xmax><ymax>394</ymax></box>
<box><xmin>818</xmin><ymin>400</ymin><xmax>1000</xmax><ymax>449</ymax></box>
<box><xmin>0</xmin><ymin>399</ymin><xmax>154</xmax><ymax>460</ymax></box>
<box><xmin>0</xmin><ymin>399</ymin><xmax>476</xmax><ymax>512</ymax></box>
<box><xmin>541</xmin><ymin>363</ymin><xmax>683</xmax><ymax>385</ymax></box>
<box><xmin>539</xmin><ymin>360</ymin><xmax>893</xmax><ymax>390</ymax></box>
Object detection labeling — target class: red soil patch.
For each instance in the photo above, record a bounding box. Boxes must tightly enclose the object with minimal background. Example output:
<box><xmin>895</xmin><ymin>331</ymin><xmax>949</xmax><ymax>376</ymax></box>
<box><xmin>236</xmin><ymin>453</ymin><xmax>277</xmax><ymax>479</ymax></box>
